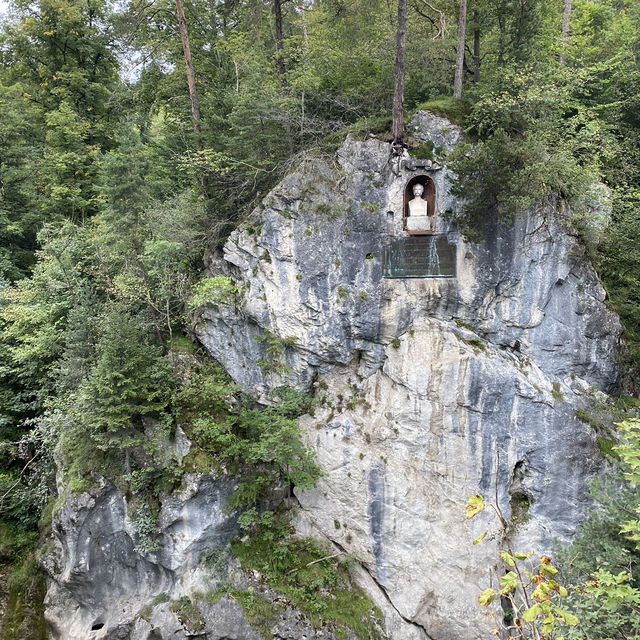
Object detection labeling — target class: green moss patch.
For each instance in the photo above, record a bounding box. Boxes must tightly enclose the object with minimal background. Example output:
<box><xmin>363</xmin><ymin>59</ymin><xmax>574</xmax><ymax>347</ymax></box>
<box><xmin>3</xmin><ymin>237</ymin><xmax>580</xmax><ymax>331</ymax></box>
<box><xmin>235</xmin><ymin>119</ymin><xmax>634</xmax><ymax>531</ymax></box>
<box><xmin>170</xmin><ymin>596</ymin><xmax>206</xmax><ymax>634</ymax></box>
<box><xmin>413</xmin><ymin>97</ymin><xmax>469</xmax><ymax>127</ymax></box>
<box><xmin>231</xmin><ymin>589</ymin><xmax>276</xmax><ymax>638</ymax></box>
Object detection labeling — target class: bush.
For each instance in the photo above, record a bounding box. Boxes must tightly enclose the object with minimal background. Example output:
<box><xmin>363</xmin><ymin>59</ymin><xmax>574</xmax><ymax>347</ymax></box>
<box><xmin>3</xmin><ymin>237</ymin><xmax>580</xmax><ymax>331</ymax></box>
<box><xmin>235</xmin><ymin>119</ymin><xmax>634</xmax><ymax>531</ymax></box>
<box><xmin>447</xmin><ymin>67</ymin><xmax>605</xmax><ymax>240</ymax></box>
<box><xmin>176</xmin><ymin>363</ymin><xmax>321</xmax><ymax>523</ymax></box>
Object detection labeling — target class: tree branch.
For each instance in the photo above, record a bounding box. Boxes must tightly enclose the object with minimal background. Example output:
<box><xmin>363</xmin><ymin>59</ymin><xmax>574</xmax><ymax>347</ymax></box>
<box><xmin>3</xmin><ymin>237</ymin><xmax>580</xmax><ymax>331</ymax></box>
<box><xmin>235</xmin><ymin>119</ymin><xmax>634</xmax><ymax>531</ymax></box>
<box><xmin>413</xmin><ymin>0</ymin><xmax>446</xmax><ymax>39</ymax></box>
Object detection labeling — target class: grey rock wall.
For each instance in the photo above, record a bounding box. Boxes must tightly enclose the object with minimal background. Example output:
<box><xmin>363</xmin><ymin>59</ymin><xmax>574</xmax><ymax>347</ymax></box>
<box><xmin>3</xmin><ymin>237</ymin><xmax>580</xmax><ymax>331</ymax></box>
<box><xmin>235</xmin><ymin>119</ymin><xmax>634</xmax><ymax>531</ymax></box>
<box><xmin>195</xmin><ymin>112</ymin><xmax>623</xmax><ymax>640</ymax></box>
<box><xmin>44</xmin><ymin>475</ymin><xmax>238</xmax><ymax>639</ymax></box>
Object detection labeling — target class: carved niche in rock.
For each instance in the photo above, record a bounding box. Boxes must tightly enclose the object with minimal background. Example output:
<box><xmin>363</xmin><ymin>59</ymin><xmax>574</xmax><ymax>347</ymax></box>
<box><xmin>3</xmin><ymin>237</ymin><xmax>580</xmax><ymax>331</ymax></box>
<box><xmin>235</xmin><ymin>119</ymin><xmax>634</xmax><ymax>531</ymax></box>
<box><xmin>404</xmin><ymin>175</ymin><xmax>436</xmax><ymax>234</ymax></box>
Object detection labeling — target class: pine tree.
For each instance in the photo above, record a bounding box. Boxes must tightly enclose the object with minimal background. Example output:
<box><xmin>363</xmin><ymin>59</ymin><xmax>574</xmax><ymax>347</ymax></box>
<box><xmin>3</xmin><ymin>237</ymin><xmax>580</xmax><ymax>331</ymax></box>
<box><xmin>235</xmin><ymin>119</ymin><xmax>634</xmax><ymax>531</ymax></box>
<box><xmin>73</xmin><ymin>307</ymin><xmax>172</xmax><ymax>452</ymax></box>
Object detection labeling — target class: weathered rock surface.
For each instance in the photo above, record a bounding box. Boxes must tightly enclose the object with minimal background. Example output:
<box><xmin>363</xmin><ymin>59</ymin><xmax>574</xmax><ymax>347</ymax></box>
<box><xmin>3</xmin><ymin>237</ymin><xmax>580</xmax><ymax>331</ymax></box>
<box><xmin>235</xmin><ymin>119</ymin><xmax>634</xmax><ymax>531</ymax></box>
<box><xmin>43</xmin><ymin>473</ymin><xmax>375</xmax><ymax>639</ymax></box>
<box><xmin>44</xmin><ymin>474</ymin><xmax>238</xmax><ymax>639</ymax></box>
<box><xmin>43</xmin><ymin>111</ymin><xmax>624</xmax><ymax>640</ymax></box>
<box><xmin>195</xmin><ymin>112</ymin><xmax>624</xmax><ymax>639</ymax></box>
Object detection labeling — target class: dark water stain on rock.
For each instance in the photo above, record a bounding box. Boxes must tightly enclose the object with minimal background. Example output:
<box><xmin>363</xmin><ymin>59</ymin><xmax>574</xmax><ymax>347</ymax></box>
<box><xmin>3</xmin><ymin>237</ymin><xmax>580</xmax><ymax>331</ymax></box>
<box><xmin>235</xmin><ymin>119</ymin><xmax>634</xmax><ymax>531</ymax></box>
<box><xmin>367</xmin><ymin>464</ymin><xmax>386</xmax><ymax>584</ymax></box>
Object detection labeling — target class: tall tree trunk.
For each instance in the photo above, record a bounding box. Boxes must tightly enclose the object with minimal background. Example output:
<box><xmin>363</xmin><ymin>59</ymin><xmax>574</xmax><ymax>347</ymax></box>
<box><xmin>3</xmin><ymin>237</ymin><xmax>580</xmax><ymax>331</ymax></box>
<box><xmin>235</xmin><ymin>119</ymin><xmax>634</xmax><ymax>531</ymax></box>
<box><xmin>175</xmin><ymin>0</ymin><xmax>201</xmax><ymax>139</ymax></box>
<box><xmin>273</xmin><ymin>0</ymin><xmax>295</xmax><ymax>153</ymax></box>
<box><xmin>560</xmin><ymin>0</ymin><xmax>571</xmax><ymax>64</ymax></box>
<box><xmin>174</xmin><ymin>0</ymin><xmax>208</xmax><ymax>195</ymax></box>
<box><xmin>274</xmin><ymin>0</ymin><xmax>287</xmax><ymax>89</ymax></box>
<box><xmin>497</xmin><ymin>0</ymin><xmax>507</xmax><ymax>66</ymax></box>
<box><xmin>473</xmin><ymin>9</ymin><xmax>480</xmax><ymax>82</ymax></box>
<box><xmin>453</xmin><ymin>0</ymin><xmax>468</xmax><ymax>100</ymax></box>
<box><xmin>392</xmin><ymin>0</ymin><xmax>407</xmax><ymax>145</ymax></box>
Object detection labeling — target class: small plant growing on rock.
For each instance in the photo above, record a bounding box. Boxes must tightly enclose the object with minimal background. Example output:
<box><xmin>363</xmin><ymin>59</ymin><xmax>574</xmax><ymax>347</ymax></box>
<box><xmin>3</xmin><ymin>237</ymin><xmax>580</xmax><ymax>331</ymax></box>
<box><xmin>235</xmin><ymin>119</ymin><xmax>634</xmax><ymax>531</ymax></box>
<box><xmin>466</xmin><ymin>494</ymin><xmax>578</xmax><ymax>639</ymax></box>
<box><xmin>552</xmin><ymin>382</ymin><xmax>563</xmax><ymax>402</ymax></box>
<box><xmin>170</xmin><ymin>597</ymin><xmax>206</xmax><ymax>634</ymax></box>
<box><xmin>189</xmin><ymin>276</ymin><xmax>239</xmax><ymax>309</ymax></box>
<box><xmin>361</xmin><ymin>201</ymin><xmax>379</xmax><ymax>213</ymax></box>
<box><xmin>130</xmin><ymin>500</ymin><xmax>161</xmax><ymax>554</ymax></box>
<box><xmin>256</xmin><ymin>330</ymin><xmax>297</xmax><ymax>375</ymax></box>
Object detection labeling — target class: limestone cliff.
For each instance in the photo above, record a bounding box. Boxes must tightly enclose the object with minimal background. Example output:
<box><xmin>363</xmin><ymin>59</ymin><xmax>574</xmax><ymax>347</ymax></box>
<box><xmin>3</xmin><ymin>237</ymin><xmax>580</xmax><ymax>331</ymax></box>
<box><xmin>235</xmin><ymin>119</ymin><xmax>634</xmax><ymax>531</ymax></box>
<box><xmin>196</xmin><ymin>111</ymin><xmax>622</xmax><ymax>638</ymax></box>
<box><xmin>42</xmin><ymin>112</ymin><xmax>623</xmax><ymax>640</ymax></box>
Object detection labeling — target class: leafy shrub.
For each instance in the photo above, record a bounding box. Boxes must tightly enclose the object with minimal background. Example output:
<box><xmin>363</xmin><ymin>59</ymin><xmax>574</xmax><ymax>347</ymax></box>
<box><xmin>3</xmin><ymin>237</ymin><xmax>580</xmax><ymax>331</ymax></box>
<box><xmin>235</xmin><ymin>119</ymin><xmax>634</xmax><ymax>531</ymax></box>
<box><xmin>447</xmin><ymin>68</ymin><xmax>604</xmax><ymax>240</ymax></box>
<box><xmin>130</xmin><ymin>500</ymin><xmax>160</xmax><ymax>554</ymax></box>
<box><xmin>176</xmin><ymin>362</ymin><xmax>321</xmax><ymax>523</ymax></box>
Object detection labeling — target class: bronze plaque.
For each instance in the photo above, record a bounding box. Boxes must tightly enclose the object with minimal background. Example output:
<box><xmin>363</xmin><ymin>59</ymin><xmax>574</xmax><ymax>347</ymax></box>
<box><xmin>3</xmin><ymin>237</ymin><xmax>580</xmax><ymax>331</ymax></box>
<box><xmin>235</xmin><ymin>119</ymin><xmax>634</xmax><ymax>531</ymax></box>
<box><xmin>383</xmin><ymin>235</ymin><xmax>456</xmax><ymax>278</ymax></box>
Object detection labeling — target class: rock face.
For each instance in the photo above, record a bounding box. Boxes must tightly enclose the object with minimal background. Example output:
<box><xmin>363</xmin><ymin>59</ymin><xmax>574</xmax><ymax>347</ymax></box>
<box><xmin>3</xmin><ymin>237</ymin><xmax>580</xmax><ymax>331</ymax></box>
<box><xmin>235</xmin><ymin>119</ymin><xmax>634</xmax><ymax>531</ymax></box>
<box><xmin>195</xmin><ymin>112</ymin><xmax>623</xmax><ymax>639</ymax></box>
<box><xmin>43</xmin><ymin>112</ymin><xmax>624</xmax><ymax>640</ymax></box>
<box><xmin>45</xmin><ymin>472</ymin><xmax>371</xmax><ymax>640</ymax></box>
<box><xmin>44</xmin><ymin>475</ymin><xmax>238</xmax><ymax>639</ymax></box>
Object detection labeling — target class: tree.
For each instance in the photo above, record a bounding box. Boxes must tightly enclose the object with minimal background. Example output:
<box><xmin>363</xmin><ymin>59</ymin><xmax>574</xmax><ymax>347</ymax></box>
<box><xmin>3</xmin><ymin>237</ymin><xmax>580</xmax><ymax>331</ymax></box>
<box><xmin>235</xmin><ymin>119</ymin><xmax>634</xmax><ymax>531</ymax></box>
<box><xmin>174</xmin><ymin>0</ymin><xmax>201</xmax><ymax>135</ymax></box>
<box><xmin>2</xmin><ymin>0</ymin><xmax>119</xmax><ymax>134</ymax></box>
<box><xmin>559</xmin><ymin>0</ymin><xmax>572</xmax><ymax>64</ymax></box>
<box><xmin>72</xmin><ymin>306</ymin><xmax>172</xmax><ymax>454</ymax></box>
<box><xmin>0</xmin><ymin>83</ymin><xmax>45</xmax><ymax>279</ymax></box>
<box><xmin>453</xmin><ymin>0</ymin><xmax>468</xmax><ymax>99</ymax></box>
<box><xmin>273</xmin><ymin>0</ymin><xmax>288</xmax><ymax>89</ymax></box>
<box><xmin>391</xmin><ymin>0</ymin><xmax>407</xmax><ymax>145</ymax></box>
<box><xmin>472</xmin><ymin>10</ymin><xmax>480</xmax><ymax>83</ymax></box>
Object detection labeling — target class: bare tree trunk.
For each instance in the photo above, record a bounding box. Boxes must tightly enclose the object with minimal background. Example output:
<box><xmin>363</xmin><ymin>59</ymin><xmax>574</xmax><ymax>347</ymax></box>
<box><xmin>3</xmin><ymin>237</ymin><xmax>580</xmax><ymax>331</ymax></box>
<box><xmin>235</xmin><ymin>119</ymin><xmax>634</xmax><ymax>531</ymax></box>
<box><xmin>473</xmin><ymin>9</ymin><xmax>480</xmax><ymax>82</ymax></box>
<box><xmin>175</xmin><ymin>0</ymin><xmax>208</xmax><ymax>196</ymax></box>
<box><xmin>392</xmin><ymin>0</ymin><xmax>407</xmax><ymax>145</ymax></box>
<box><xmin>274</xmin><ymin>0</ymin><xmax>287</xmax><ymax>89</ymax></box>
<box><xmin>175</xmin><ymin>0</ymin><xmax>201</xmax><ymax>139</ymax></box>
<box><xmin>453</xmin><ymin>0</ymin><xmax>468</xmax><ymax>100</ymax></box>
<box><xmin>560</xmin><ymin>0</ymin><xmax>571</xmax><ymax>64</ymax></box>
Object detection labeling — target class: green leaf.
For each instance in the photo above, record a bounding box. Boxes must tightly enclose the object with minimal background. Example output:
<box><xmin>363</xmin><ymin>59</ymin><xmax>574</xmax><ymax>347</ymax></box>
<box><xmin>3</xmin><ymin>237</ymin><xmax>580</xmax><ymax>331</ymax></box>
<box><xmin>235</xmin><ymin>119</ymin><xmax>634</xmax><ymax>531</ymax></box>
<box><xmin>500</xmin><ymin>550</ymin><xmax>515</xmax><ymax>566</ymax></box>
<box><xmin>514</xmin><ymin>551</ymin><xmax>533</xmax><ymax>560</ymax></box>
<box><xmin>499</xmin><ymin>571</ymin><xmax>518</xmax><ymax>594</ymax></box>
<box><xmin>522</xmin><ymin>604</ymin><xmax>541</xmax><ymax>622</ymax></box>
<box><xmin>478</xmin><ymin>588</ymin><xmax>495</xmax><ymax>606</ymax></box>
<box><xmin>540</xmin><ymin>562</ymin><xmax>559</xmax><ymax>576</ymax></box>
<box><xmin>553</xmin><ymin>607</ymin><xmax>579</xmax><ymax>626</ymax></box>
<box><xmin>466</xmin><ymin>494</ymin><xmax>485</xmax><ymax>519</ymax></box>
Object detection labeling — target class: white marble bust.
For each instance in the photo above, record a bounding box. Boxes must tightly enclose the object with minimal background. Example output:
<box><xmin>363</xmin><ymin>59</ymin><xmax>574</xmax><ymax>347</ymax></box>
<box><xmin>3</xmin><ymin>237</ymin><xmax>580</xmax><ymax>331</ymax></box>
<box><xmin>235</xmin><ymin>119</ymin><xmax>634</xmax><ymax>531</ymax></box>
<box><xmin>406</xmin><ymin>183</ymin><xmax>433</xmax><ymax>232</ymax></box>
<box><xmin>408</xmin><ymin>183</ymin><xmax>428</xmax><ymax>217</ymax></box>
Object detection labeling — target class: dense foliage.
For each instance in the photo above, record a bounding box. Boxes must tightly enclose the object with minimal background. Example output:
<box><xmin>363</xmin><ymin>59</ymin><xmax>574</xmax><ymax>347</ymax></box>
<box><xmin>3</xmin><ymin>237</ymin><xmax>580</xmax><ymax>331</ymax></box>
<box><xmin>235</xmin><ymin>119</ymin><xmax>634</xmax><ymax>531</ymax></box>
<box><xmin>0</xmin><ymin>0</ymin><xmax>639</xmax><ymax>635</ymax></box>
<box><xmin>553</xmin><ymin>419</ymin><xmax>640</xmax><ymax>640</ymax></box>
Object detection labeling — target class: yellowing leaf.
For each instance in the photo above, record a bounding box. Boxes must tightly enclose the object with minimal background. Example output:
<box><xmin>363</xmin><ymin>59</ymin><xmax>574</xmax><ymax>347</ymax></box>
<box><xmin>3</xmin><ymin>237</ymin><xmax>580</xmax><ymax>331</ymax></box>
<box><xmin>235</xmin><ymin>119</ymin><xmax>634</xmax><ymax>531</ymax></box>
<box><xmin>501</xmin><ymin>550</ymin><xmax>516</xmax><ymax>566</ymax></box>
<box><xmin>466</xmin><ymin>494</ymin><xmax>485</xmax><ymax>519</ymax></box>
<box><xmin>514</xmin><ymin>551</ymin><xmax>533</xmax><ymax>560</ymax></box>
<box><xmin>522</xmin><ymin>604</ymin><xmax>541</xmax><ymax>622</ymax></box>
<box><xmin>553</xmin><ymin>607</ymin><xmax>579</xmax><ymax>626</ymax></box>
<box><xmin>473</xmin><ymin>531</ymin><xmax>488</xmax><ymax>545</ymax></box>
<box><xmin>540</xmin><ymin>561</ymin><xmax>559</xmax><ymax>576</ymax></box>
<box><xmin>532</xmin><ymin>581</ymin><xmax>551</xmax><ymax>602</ymax></box>
<box><xmin>478</xmin><ymin>588</ymin><xmax>495</xmax><ymax>606</ymax></box>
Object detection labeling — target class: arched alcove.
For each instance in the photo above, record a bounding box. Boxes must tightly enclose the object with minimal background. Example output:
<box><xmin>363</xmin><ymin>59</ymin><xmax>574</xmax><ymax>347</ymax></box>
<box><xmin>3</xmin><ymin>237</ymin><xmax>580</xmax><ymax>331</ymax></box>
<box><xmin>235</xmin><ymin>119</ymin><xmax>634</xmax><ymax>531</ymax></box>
<box><xmin>403</xmin><ymin>175</ymin><xmax>436</xmax><ymax>219</ymax></box>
